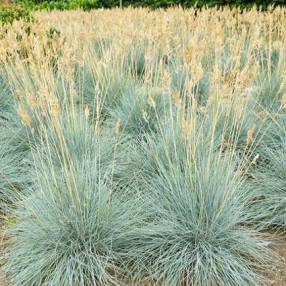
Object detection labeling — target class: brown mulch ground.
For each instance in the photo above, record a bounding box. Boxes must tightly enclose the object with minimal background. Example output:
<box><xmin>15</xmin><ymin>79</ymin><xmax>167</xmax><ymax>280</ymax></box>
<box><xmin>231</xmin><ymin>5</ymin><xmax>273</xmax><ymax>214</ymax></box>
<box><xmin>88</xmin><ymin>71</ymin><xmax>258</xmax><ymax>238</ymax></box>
<box><xmin>267</xmin><ymin>235</ymin><xmax>286</xmax><ymax>286</ymax></box>
<box><xmin>0</xmin><ymin>223</ymin><xmax>6</xmax><ymax>286</ymax></box>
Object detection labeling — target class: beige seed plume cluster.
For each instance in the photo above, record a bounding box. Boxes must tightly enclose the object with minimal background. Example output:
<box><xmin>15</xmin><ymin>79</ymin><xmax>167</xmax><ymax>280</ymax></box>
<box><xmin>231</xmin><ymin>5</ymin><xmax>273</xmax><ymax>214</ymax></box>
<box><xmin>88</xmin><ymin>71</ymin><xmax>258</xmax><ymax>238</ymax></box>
<box><xmin>0</xmin><ymin>7</ymin><xmax>285</xmax><ymax>142</ymax></box>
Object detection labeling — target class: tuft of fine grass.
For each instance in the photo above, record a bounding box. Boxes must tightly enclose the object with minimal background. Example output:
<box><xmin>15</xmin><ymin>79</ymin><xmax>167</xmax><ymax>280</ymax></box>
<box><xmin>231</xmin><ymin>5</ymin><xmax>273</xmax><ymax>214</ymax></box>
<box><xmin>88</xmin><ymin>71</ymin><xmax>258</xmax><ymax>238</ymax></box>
<box><xmin>0</xmin><ymin>142</ymin><xmax>30</xmax><ymax>212</ymax></box>
<box><xmin>4</xmin><ymin>113</ymin><xmax>143</xmax><ymax>286</ymax></box>
<box><xmin>121</xmin><ymin>115</ymin><xmax>273</xmax><ymax>286</ymax></box>
<box><xmin>250</xmin><ymin>146</ymin><xmax>286</xmax><ymax>229</ymax></box>
<box><xmin>0</xmin><ymin>77</ymin><xmax>31</xmax><ymax>211</ymax></box>
<box><xmin>106</xmin><ymin>84</ymin><xmax>171</xmax><ymax>140</ymax></box>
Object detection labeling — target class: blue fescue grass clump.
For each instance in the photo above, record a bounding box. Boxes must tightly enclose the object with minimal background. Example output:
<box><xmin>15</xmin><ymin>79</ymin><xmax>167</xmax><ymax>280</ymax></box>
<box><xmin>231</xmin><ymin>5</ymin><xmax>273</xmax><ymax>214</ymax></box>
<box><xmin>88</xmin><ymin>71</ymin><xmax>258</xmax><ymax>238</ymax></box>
<box><xmin>74</xmin><ymin>62</ymin><xmax>134</xmax><ymax>122</ymax></box>
<box><xmin>0</xmin><ymin>109</ymin><xmax>33</xmax><ymax>154</ymax></box>
<box><xmin>248</xmin><ymin>113</ymin><xmax>286</xmax><ymax>229</ymax></box>
<box><xmin>5</xmin><ymin>162</ymin><xmax>139</xmax><ymax>285</ymax></box>
<box><xmin>120</xmin><ymin>116</ymin><xmax>273</xmax><ymax>286</ymax></box>
<box><xmin>125</xmin><ymin>41</ymin><xmax>147</xmax><ymax>79</ymax></box>
<box><xmin>0</xmin><ymin>76</ymin><xmax>31</xmax><ymax>211</ymax></box>
<box><xmin>253</xmin><ymin>71</ymin><xmax>284</xmax><ymax>112</ymax></box>
<box><xmin>0</xmin><ymin>141</ymin><xmax>30</xmax><ymax>212</ymax></box>
<box><xmin>168</xmin><ymin>60</ymin><xmax>211</xmax><ymax>106</ymax></box>
<box><xmin>124</xmin><ymin>39</ymin><xmax>163</xmax><ymax>81</ymax></box>
<box><xmin>205</xmin><ymin>100</ymin><xmax>259</xmax><ymax>149</ymax></box>
<box><xmin>0</xmin><ymin>70</ymin><xmax>13</xmax><ymax>115</ymax></box>
<box><xmin>258</xmin><ymin>113</ymin><xmax>286</xmax><ymax>152</ymax></box>
<box><xmin>252</xmin><ymin>48</ymin><xmax>285</xmax><ymax>112</ymax></box>
<box><xmin>4</xmin><ymin>113</ymin><xmax>143</xmax><ymax>286</ymax></box>
<box><xmin>250</xmin><ymin>147</ymin><xmax>286</xmax><ymax>229</ymax></box>
<box><xmin>117</xmin><ymin>98</ymin><xmax>261</xmax><ymax>190</ymax></box>
<box><xmin>38</xmin><ymin>111</ymin><xmax>119</xmax><ymax>174</ymax></box>
<box><xmin>106</xmin><ymin>84</ymin><xmax>171</xmax><ymax>140</ymax></box>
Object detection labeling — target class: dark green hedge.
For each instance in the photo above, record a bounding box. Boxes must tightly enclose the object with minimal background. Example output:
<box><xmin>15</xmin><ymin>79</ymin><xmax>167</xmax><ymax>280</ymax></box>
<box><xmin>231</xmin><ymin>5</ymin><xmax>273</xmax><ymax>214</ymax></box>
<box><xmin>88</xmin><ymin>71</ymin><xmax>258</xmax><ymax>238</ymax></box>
<box><xmin>0</xmin><ymin>4</ymin><xmax>33</xmax><ymax>24</ymax></box>
<box><xmin>2</xmin><ymin>0</ymin><xmax>285</xmax><ymax>18</ymax></box>
<box><xmin>21</xmin><ymin>0</ymin><xmax>286</xmax><ymax>9</ymax></box>
<box><xmin>96</xmin><ymin>0</ymin><xmax>286</xmax><ymax>9</ymax></box>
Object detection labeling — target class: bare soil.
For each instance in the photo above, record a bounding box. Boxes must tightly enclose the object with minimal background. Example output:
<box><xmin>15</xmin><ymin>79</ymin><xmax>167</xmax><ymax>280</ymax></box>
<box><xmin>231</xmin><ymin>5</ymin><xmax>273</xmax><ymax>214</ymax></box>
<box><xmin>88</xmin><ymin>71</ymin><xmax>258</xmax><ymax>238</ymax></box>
<box><xmin>0</xmin><ymin>222</ymin><xmax>6</xmax><ymax>286</ymax></box>
<box><xmin>267</xmin><ymin>235</ymin><xmax>286</xmax><ymax>286</ymax></box>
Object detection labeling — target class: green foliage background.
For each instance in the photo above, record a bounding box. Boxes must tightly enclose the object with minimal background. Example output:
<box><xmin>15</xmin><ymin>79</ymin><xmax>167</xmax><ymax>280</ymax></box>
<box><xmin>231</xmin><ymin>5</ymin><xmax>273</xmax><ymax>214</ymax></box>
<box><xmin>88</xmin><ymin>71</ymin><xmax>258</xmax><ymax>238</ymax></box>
<box><xmin>96</xmin><ymin>0</ymin><xmax>286</xmax><ymax>9</ymax></box>
<box><xmin>1</xmin><ymin>0</ymin><xmax>286</xmax><ymax>24</ymax></box>
<box><xmin>0</xmin><ymin>4</ymin><xmax>32</xmax><ymax>24</ymax></box>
